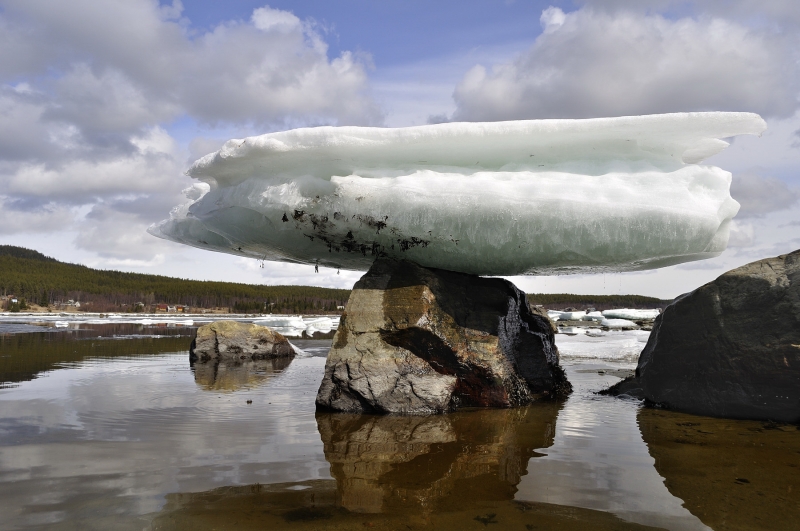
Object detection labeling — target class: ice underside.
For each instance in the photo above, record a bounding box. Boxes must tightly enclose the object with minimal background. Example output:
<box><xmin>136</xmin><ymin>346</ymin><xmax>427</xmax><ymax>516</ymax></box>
<box><xmin>149</xmin><ymin>112</ymin><xmax>766</xmax><ymax>276</ymax></box>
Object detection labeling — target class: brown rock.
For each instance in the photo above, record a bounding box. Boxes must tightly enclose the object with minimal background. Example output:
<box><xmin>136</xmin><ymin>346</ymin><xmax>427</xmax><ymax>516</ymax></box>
<box><xmin>190</xmin><ymin>320</ymin><xmax>295</xmax><ymax>363</ymax></box>
<box><xmin>315</xmin><ymin>259</ymin><xmax>570</xmax><ymax>414</ymax></box>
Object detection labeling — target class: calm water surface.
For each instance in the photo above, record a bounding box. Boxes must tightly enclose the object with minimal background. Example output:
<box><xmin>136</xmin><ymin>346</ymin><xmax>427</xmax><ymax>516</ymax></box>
<box><xmin>0</xmin><ymin>324</ymin><xmax>797</xmax><ymax>530</ymax></box>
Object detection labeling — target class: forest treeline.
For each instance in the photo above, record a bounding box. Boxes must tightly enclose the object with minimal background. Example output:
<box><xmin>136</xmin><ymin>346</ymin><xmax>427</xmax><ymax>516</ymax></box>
<box><xmin>1</xmin><ymin>246</ymin><xmax>670</xmax><ymax>313</ymax></box>
<box><xmin>0</xmin><ymin>246</ymin><xmax>349</xmax><ymax>314</ymax></box>
<box><xmin>527</xmin><ymin>293</ymin><xmax>671</xmax><ymax>310</ymax></box>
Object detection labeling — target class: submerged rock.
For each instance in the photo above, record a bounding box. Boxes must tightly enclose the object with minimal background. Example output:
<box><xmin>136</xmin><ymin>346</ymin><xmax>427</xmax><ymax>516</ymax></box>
<box><xmin>190</xmin><ymin>321</ymin><xmax>295</xmax><ymax>363</ymax></box>
<box><xmin>607</xmin><ymin>249</ymin><xmax>800</xmax><ymax>423</ymax></box>
<box><xmin>315</xmin><ymin>259</ymin><xmax>570</xmax><ymax>414</ymax></box>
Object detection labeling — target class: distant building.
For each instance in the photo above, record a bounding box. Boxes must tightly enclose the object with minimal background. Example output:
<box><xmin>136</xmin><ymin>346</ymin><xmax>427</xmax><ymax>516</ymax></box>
<box><xmin>155</xmin><ymin>304</ymin><xmax>168</xmax><ymax>312</ymax></box>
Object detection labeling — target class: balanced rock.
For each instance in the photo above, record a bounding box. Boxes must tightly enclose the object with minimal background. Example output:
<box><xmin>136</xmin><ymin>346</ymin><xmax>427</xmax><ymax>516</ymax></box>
<box><xmin>316</xmin><ymin>259</ymin><xmax>570</xmax><ymax>414</ymax></box>
<box><xmin>611</xmin><ymin>249</ymin><xmax>800</xmax><ymax>422</ymax></box>
<box><xmin>190</xmin><ymin>320</ymin><xmax>295</xmax><ymax>363</ymax></box>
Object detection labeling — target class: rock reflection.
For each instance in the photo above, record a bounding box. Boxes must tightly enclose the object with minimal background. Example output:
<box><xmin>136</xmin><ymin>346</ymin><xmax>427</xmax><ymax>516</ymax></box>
<box><xmin>191</xmin><ymin>356</ymin><xmax>293</xmax><ymax>391</ymax></box>
<box><xmin>152</xmin><ymin>403</ymin><xmax>669</xmax><ymax>530</ymax></box>
<box><xmin>638</xmin><ymin>407</ymin><xmax>800</xmax><ymax>531</ymax></box>
<box><xmin>317</xmin><ymin>405</ymin><xmax>559</xmax><ymax>514</ymax></box>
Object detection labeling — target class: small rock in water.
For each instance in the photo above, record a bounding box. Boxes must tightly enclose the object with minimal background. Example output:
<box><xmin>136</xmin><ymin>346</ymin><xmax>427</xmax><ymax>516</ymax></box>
<box><xmin>190</xmin><ymin>321</ymin><xmax>295</xmax><ymax>362</ymax></box>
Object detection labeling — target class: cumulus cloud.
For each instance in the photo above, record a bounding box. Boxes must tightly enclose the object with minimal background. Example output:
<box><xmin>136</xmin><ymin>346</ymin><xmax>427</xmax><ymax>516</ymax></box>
<box><xmin>0</xmin><ymin>0</ymin><xmax>380</xmax><ymax>155</ymax></box>
<box><xmin>0</xmin><ymin>1</ymin><xmax>381</xmax><ymax>266</ymax></box>
<box><xmin>579</xmin><ymin>0</ymin><xmax>800</xmax><ymax>28</ymax></box>
<box><xmin>730</xmin><ymin>172</ymin><xmax>800</xmax><ymax>218</ymax></box>
<box><xmin>75</xmin><ymin>202</ymin><xmax>180</xmax><ymax>260</ymax></box>
<box><xmin>726</xmin><ymin>220</ymin><xmax>755</xmax><ymax>247</ymax></box>
<box><xmin>452</xmin><ymin>7</ymin><xmax>798</xmax><ymax>121</ymax></box>
<box><xmin>4</xmin><ymin>127</ymin><xmax>184</xmax><ymax>201</ymax></box>
<box><xmin>0</xmin><ymin>196</ymin><xmax>75</xmax><ymax>235</ymax></box>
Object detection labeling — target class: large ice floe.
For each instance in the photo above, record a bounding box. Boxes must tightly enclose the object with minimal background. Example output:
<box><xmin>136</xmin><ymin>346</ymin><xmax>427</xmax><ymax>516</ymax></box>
<box><xmin>150</xmin><ymin>113</ymin><xmax>765</xmax><ymax>276</ymax></box>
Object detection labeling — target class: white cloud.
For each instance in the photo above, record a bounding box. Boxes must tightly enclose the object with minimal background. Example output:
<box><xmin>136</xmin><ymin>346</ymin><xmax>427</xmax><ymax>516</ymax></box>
<box><xmin>0</xmin><ymin>196</ymin><xmax>75</xmax><ymax>235</ymax></box>
<box><xmin>44</xmin><ymin>64</ymin><xmax>180</xmax><ymax>137</ymax></box>
<box><xmin>74</xmin><ymin>196</ymin><xmax>187</xmax><ymax>260</ymax></box>
<box><xmin>730</xmin><ymin>171</ymin><xmax>799</xmax><ymax>218</ymax></box>
<box><xmin>578</xmin><ymin>0</ymin><xmax>800</xmax><ymax>28</ymax></box>
<box><xmin>4</xmin><ymin>127</ymin><xmax>184</xmax><ymax>200</ymax></box>
<box><xmin>452</xmin><ymin>8</ymin><xmax>798</xmax><ymax>121</ymax></box>
<box><xmin>0</xmin><ymin>2</ymin><xmax>381</xmax><ymax>268</ymax></box>
<box><xmin>727</xmin><ymin>220</ymin><xmax>755</xmax><ymax>247</ymax></box>
<box><xmin>251</xmin><ymin>6</ymin><xmax>302</xmax><ymax>33</ymax></box>
<box><xmin>540</xmin><ymin>6</ymin><xmax>566</xmax><ymax>33</ymax></box>
<box><xmin>0</xmin><ymin>0</ymin><xmax>381</xmax><ymax>164</ymax></box>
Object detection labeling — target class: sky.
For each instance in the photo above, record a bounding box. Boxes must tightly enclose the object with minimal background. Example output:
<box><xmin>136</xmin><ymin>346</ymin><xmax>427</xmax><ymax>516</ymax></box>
<box><xmin>0</xmin><ymin>0</ymin><xmax>798</xmax><ymax>299</ymax></box>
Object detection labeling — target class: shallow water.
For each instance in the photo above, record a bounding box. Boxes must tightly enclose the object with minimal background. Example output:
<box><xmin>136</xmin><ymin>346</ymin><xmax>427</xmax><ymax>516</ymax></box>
<box><xmin>0</xmin><ymin>327</ymin><xmax>797</xmax><ymax>530</ymax></box>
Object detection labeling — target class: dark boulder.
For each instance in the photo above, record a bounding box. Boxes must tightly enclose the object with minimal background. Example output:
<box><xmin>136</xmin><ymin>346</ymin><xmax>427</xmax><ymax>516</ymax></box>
<box><xmin>315</xmin><ymin>259</ymin><xmax>570</xmax><ymax>414</ymax></box>
<box><xmin>611</xmin><ymin>249</ymin><xmax>800</xmax><ymax>422</ymax></box>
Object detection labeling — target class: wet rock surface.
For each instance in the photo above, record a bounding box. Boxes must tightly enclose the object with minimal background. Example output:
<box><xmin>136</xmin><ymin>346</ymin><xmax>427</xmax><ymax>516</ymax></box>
<box><xmin>607</xmin><ymin>249</ymin><xmax>800</xmax><ymax>422</ymax></box>
<box><xmin>316</xmin><ymin>259</ymin><xmax>570</xmax><ymax>414</ymax></box>
<box><xmin>190</xmin><ymin>321</ymin><xmax>295</xmax><ymax>363</ymax></box>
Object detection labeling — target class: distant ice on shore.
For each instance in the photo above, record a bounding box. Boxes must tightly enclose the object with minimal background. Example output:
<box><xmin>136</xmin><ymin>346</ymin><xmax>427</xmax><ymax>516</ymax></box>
<box><xmin>549</xmin><ymin>308</ymin><xmax>659</xmax><ymax>324</ymax></box>
<box><xmin>0</xmin><ymin>313</ymin><xmax>340</xmax><ymax>336</ymax></box>
<box><xmin>602</xmin><ymin>309</ymin><xmax>660</xmax><ymax>320</ymax></box>
<box><xmin>557</xmin><ymin>329</ymin><xmax>651</xmax><ymax>363</ymax></box>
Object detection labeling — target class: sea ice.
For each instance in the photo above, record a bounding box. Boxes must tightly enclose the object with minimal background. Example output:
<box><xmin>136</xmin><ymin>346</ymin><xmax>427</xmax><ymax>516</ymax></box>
<box><xmin>600</xmin><ymin>318</ymin><xmax>639</xmax><ymax>329</ymax></box>
<box><xmin>150</xmin><ymin>113</ymin><xmax>765</xmax><ymax>276</ymax></box>
<box><xmin>602</xmin><ymin>309</ymin><xmax>660</xmax><ymax>320</ymax></box>
<box><xmin>557</xmin><ymin>329</ymin><xmax>651</xmax><ymax>362</ymax></box>
<box><xmin>557</xmin><ymin>311</ymin><xmax>586</xmax><ymax>321</ymax></box>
